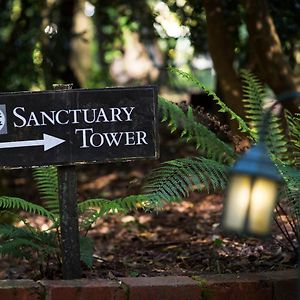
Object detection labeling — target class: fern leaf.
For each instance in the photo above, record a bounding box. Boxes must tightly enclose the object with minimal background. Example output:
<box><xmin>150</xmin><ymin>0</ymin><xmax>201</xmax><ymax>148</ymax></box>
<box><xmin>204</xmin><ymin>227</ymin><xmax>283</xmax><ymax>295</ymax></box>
<box><xmin>286</xmin><ymin>112</ymin><xmax>300</xmax><ymax>166</ymax></box>
<box><xmin>0</xmin><ymin>196</ymin><xmax>57</xmax><ymax>221</ymax></box>
<box><xmin>0</xmin><ymin>223</ymin><xmax>23</xmax><ymax>238</ymax></box>
<box><xmin>241</xmin><ymin>69</ymin><xmax>266</xmax><ymax>139</ymax></box>
<box><xmin>168</xmin><ymin>66</ymin><xmax>251</xmax><ymax>134</ymax></box>
<box><xmin>241</xmin><ymin>70</ymin><xmax>289</xmax><ymax>162</ymax></box>
<box><xmin>0</xmin><ymin>223</ymin><xmax>58</xmax><ymax>261</ymax></box>
<box><xmin>0</xmin><ymin>237</ymin><xmax>42</xmax><ymax>258</ymax></box>
<box><xmin>33</xmin><ymin>166</ymin><xmax>59</xmax><ymax>214</ymax></box>
<box><xmin>143</xmin><ymin>157</ymin><xmax>229</xmax><ymax>201</ymax></box>
<box><xmin>79</xmin><ymin>194</ymin><xmax>151</xmax><ymax>215</ymax></box>
<box><xmin>79</xmin><ymin>194</ymin><xmax>153</xmax><ymax>229</ymax></box>
<box><xmin>158</xmin><ymin>96</ymin><xmax>235</xmax><ymax>163</ymax></box>
<box><xmin>80</xmin><ymin>236</ymin><xmax>94</xmax><ymax>268</ymax></box>
<box><xmin>277</xmin><ymin>163</ymin><xmax>300</xmax><ymax>220</ymax></box>
<box><xmin>268</xmin><ymin>118</ymin><xmax>289</xmax><ymax>162</ymax></box>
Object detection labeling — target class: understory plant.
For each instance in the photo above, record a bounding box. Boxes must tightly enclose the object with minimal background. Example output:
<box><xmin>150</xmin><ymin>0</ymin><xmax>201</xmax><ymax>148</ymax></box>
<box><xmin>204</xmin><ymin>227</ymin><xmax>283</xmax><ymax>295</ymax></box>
<box><xmin>0</xmin><ymin>68</ymin><xmax>299</xmax><ymax>276</ymax></box>
<box><xmin>144</xmin><ymin>67</ymin><xmax>300</xmax><ymax>254</ymax></box>
<box><xmin>0</xmin><ymin>168</ymin><xmax>153</xmax><ymax>277</ymax></box>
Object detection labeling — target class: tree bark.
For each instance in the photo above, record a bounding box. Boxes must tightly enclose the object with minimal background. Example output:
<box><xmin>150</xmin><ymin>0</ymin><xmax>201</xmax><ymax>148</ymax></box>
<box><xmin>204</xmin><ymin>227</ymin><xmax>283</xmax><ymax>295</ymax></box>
<box><xmin>242</xmin><ymin>0</ymin><xmax>299</xmax><ymax>112</ymax></box>
<box><xmin>57</xmin><ymin>0</ymin><xmax>80</xmax><ymax>87</ymax></box>
<box><xmin>41</xmin><ymin>0</ymin><xmax>80</xmax><ymax>89</ymax></box>
<box><xmin>202</xmin><ymin>0</ymin><xmax>244</xmax><ymax>128</ymax></box>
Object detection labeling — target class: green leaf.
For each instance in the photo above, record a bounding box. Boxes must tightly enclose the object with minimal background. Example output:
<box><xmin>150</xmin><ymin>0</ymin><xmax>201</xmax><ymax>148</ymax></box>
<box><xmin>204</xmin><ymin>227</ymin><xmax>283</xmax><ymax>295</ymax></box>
<box><xmin>33</xmin><ymin>166</ymin><xmax>59</xmax><ymax>214</ymax></box>
<box><xmin>158</xmin><ymin>96</ymin><xmax>236</xmax><ymax>163</ymax></box>
<box><xmin>168</xmin><ymin>66</ymin><xmax>251</xmax><ymax>135</ymax></box>
<box><xmin>0</xmin><ymin>196</ymin><xmax>57</xmax><ymax>221</ymax></box>
<box><xmin>80</xmin><ymin>236</ymin><xmax>94</xmax><ymax>268</ymax></box>
<box><xmin>143</xmin><ymin>157</ymin><xmax>229</xmax><ymax>202</ymax></box>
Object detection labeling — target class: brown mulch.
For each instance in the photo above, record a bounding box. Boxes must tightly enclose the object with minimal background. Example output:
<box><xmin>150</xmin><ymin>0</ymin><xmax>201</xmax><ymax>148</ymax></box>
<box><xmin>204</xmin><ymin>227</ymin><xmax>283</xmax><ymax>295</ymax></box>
<box><xmin>86</xmin><ymin>193</ymin><xmax>296</xmax><ymax>279</ymax></box>
<box><xmin>0</xmin><ymin>129</ymin><xmax>297</xmax><ymax>280</ymax></box>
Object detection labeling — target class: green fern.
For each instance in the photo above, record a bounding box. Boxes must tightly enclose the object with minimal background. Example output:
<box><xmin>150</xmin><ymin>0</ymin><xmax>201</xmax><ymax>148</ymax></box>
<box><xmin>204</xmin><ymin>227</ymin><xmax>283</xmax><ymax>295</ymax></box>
<box><xmin>0</xmin><ymin>238</ymin><xmax>44</xmax><ymax>258</ymax></box>
<box><xmin>80</xmin><ymin>236</ymin><xmax>94</xmax><ymax>268</ymax></box>
<box><xmin>78</xmin><ymin>194</ymin><xmax>152</xmax><ymax>229</ymax></box>
<box><xmin>79</xmin><ymin>194</ymin><xmax>151</xmax><ymax>214</ymax></box>
<box><xmin>286</xmin><ymin>111</ymin><xmax>300</xmax><ymax>166</ymax></box>
<box><xmin>0</xmin><ymin>223</ymin><xmax>32</xmax><ymax>239</ymax></box>
<box><xmin>0</xmin><ymin>196</ymin><xmax>56</xmax><ymax>221</ymax></box>
<box><xmin>33</xmin><ymin>166</ymin><xmax>59</xmax><ymax>214</ymax></box>
<box><xmin>241</xmin><ymin>69</ymin><xmax>266</xmax><ymax>139</ymax></box>
<box><xmin>287</xmin><ymin>112</ymin><xmax>300</xmax><ymax>148</ymax></box>
<box><xmin>241</xmin><ymin>70</ymin><xmax>289</xmax><ymax>162</ymax></box>
<box><xmin>168</xmin><ymin>66</ymin><xmax>251</xmax><ymax>134</ymax></box>
<box><xmin>159</xmin><ymin>96</ymin><xmax>236</xmax><ymax>163</ymax></box>
<box><xmin>277</xmin><ymin>163</ymin><xmax>300</xmax><ymax>220</ymax></box>
<box><xmin>153</xmin><ymin>69</ymin><xmax>299</xmax><ymax>234</ymax></box>
<box><xmin>2</xmin><ymin>68</ymin><xmax>298</xmax><ymax>274</ymax></box>
<box><xmin>0</xmin><ymin>224</ymin><xmax>58</xmax><ymax>260</ymax></box>
<box><xmin>143</xmin><ymin>157</ymin><xmax>228</xmax><ymax>201</ymax></box>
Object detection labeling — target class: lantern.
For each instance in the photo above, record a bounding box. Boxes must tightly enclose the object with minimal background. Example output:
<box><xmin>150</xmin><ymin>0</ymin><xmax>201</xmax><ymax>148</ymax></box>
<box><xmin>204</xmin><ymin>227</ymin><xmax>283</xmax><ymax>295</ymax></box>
<box><xmin>222</xmin><ymin>142</ymin><xmax>282</xmax><ymax>236</ymax></box>
<box><xmin>221</xmin><ymin>90</ymin><xmax>300</xmax><ymax>236</ymax></box>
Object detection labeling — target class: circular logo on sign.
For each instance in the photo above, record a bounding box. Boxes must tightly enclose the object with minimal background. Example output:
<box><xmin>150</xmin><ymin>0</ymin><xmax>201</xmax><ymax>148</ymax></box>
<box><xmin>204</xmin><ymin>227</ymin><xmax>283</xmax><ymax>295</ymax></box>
<box><xmin>0</xmin><ymin>109</ymin><xmax>6</xmax><ymax>131</ymax></box>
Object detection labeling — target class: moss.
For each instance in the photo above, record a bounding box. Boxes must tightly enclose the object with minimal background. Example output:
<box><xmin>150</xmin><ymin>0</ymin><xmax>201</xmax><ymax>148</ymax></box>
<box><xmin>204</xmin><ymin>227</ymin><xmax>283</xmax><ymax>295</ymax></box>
<box><xmin>191</xmin><ymin>276</ymin><xmax>212</xmax><ymax>300</ymax></box>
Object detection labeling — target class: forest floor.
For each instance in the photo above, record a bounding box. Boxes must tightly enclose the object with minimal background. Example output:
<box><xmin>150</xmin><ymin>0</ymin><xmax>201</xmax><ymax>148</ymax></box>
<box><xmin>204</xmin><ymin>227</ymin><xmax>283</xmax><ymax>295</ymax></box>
<box><xmin>0</xmin><ymin>127</ymin><xmax>297</xmax><ymax>280</ymax></box>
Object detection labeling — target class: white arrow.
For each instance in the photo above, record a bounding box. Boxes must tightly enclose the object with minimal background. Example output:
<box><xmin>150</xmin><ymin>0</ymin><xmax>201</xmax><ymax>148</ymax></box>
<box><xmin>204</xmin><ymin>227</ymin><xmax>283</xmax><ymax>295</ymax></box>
<box><xmin>0</xmin><ymin>134</ymin><xmax>65</xmax><ymax>152</ymax></box>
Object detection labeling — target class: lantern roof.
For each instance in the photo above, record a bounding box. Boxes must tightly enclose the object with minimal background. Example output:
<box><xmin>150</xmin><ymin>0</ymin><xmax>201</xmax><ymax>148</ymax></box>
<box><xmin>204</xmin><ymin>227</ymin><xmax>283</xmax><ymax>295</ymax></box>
<box><xmin>231</xmin><ymin>142</ymin><xmax>282</xmax><ymax>182</ymax></box>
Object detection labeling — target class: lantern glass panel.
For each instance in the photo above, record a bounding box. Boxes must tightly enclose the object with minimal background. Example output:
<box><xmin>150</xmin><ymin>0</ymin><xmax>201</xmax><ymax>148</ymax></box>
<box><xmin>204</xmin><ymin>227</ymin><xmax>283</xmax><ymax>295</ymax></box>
<box><xmin>248</xmin><ymin>178</ymin><xmax>278</xmax><ymax>235</ymax></box>
<box><xmin>223</xmin><ymin>174</ymin><xmax>252</xmax><ymax>231</ymax></box>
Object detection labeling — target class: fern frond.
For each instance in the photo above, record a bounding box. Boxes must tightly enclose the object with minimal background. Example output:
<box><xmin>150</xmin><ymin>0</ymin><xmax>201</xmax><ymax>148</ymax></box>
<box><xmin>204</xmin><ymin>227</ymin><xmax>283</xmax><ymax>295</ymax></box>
<box><xmin>286</xmin><ymin>112</ymin><xmax>300</xmax><ymax>166</ymax></box>
<box><xmin>0</xmin><ymin>196</ymin><xmax>57</xmax><ymax>221</ymax></box>
<box><xmin>0</xmin><ymin>237</ymin><xmax>43</xmax><ymax>258</ymax></box>
<box><xmin>33</xmin><ymin>166</ymin><xmax>59</xmax><ymax>214</ymax></box>
<box><xmin>159</xmin><ymin>96</ymin><xmax>236</xmax><ymax>163</ymax></box>
<box><xmin>287</xmin><ymin>112</ymin><xmax>300</xmax><ymax>147</ymax></box>
<box><xmin>79</xmin><ymin>194</ymin><xmax>153</xmax><ymax>229</ymax></box>
<box><xmin>0</xmin><ymin>223</ymin><xmax>56</xmax><ymax>242</ymax></box>
<box><xmin>0</xmin><ymin>223</ymin><xmax>58</xmax><ymax>259</ymax></box>
<box><xmin>79</xmin><ymin>194</ymin><xmax>152</xmax><ymax>215</ymax></box>
<box><xmin>80</xmin><ymin>236</ymin><xmax>94</xmax><ymax>268</ymax></box>
<box><xmin>168</xmin><ymin>66</ymin><xmax>251</xmax><ymax>134</ymax></box>
<box><xmin>241</xmin><ymin>69</ymin><xmax>266</xmax><ymax>139</ymax></box>
<box><xmin>0</xmin><ymin>223</ymin><xmax>28</xmax><ymax>238</ymax></box>
<box><xmin>241</xmin><ymin>70</ymin><xmax>289</xmax><ymax>161</ymax></box>
<box><xmin>277</xmin><ymin>163</ymin><xmax>300</xmax><ymax>220</ymax></box>
<box><xmin>143</xmin><ymin>157</ymin><xmax>229</xmax><ymax>201</ymax></box>
<box><xmin>268</xmin><ymin>117</ymin><xmax>289</xmax><ymax>162</ymax></box>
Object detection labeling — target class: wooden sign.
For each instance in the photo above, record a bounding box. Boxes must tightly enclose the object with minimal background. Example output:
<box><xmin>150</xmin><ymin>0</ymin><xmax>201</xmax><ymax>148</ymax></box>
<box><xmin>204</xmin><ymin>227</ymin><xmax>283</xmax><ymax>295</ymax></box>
<box><xmin>0</xmin><ymin>86</ymin><xmax>158</xmax><ymax>168</ymax></box>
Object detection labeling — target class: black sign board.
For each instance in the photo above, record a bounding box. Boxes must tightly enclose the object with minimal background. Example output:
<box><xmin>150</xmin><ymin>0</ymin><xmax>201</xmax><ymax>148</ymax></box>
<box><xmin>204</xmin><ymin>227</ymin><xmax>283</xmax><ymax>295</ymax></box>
<box><xmin>0</xmin><ymin>86</ymin><xmax>158</xmax><ymax>168</ymax></box>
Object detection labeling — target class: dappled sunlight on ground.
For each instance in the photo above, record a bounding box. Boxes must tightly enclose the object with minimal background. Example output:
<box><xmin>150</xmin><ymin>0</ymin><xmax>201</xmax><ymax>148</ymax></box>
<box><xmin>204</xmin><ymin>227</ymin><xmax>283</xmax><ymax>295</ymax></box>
<box><xmin>0</xmin><ymin>191</ymin><xmax>296</xmax><ymax>280</ymax></box>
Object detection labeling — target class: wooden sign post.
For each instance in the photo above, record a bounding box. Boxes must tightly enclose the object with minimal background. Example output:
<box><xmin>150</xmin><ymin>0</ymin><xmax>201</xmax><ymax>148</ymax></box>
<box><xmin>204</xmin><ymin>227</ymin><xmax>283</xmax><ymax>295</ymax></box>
<box><xmin>0</xmin><ymin>86</ymin><xmax>158</xmax><ymax>279</ymax></box>
<box><xmin>53</xmin><ymin>84</ymin><xmax>81</xmax><ymax>279</ymax></box>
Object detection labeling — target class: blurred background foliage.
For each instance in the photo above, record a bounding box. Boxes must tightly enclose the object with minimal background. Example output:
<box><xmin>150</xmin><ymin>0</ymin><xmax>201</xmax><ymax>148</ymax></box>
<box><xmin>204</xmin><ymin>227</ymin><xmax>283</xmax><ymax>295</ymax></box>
<box><xmin>0</xmin><ymin>0</ymin><xmax>300</xmax><ymax>117</ymax></box>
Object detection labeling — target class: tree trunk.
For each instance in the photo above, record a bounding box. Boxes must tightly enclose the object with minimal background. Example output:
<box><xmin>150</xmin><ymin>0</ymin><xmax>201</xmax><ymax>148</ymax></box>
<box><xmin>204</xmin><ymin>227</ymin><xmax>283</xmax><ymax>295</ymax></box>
<box><xmin>242</xmin><ymin>0</ymin><xmax>299</xmax><ymax>112</ymax></box>
<box><xmin>57</xmin><ymin>0</ymin><xmax>80</xmax><ymax>87</ymax></box>
<box><xmin>202</xmin><ymin>0</ymin><xmax>244</xmax><ymax>131</ymax></box>
<box><xmin>41</xmin><ymin>0</ymin><xmax>80</xmax><ymax>89</ymax></box>
<box><xmin>94</xmin><ymin>0</ymin><xmax>112</xmax><ymax>83</ymax></box>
